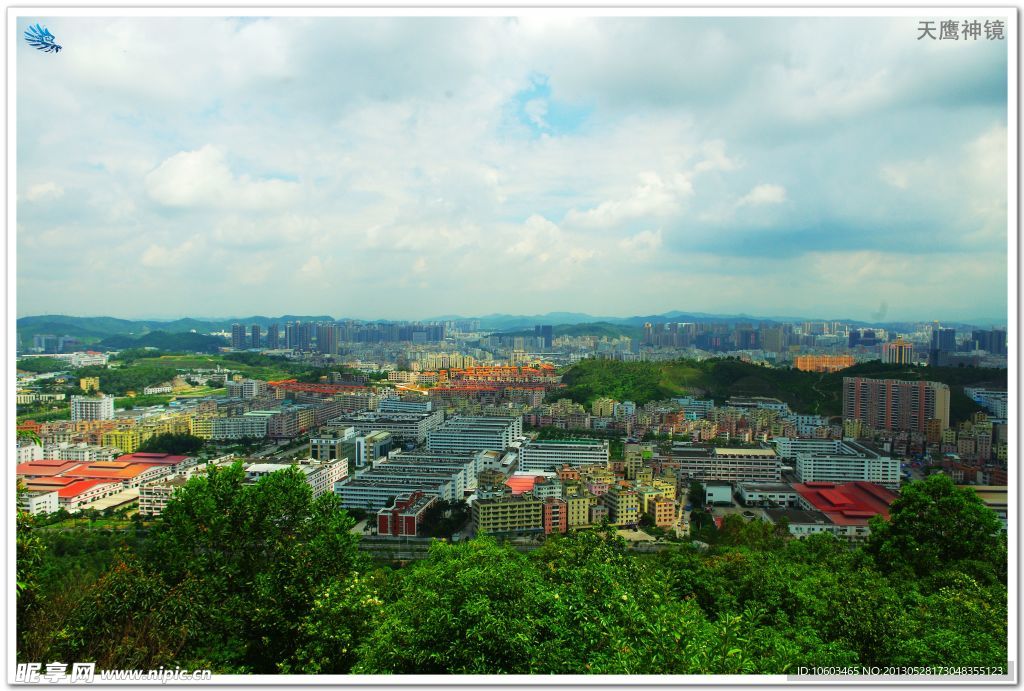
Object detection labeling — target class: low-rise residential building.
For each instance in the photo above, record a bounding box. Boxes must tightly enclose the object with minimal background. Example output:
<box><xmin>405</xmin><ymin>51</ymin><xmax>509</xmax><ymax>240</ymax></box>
<box><xmin>646</xmin><ymin>497</ymin><xmax>677</xmax><ymax>528</ymax></box>
<box><xmin>601</xmin><ymin>482</ymin><xmax>640</xmax><ymax>526</ymax></box>
<box><xmin>16</xmin><ymin>442</ymin><xmax>43</xmax><ymax>463</ymax></box>
<box><xmin>376</xmin><ymin>491</ymin><xmax>438</xmax><ymax>537</ymax></box>
<box><xmin>473</xmin><ymin>494</ymin><xmax>544</xmax><ymax>534</ymax></box>
<box><xmin>565</xmin><ymin>494</ymin><xmax>597</xmax><ymax>527</ymax></box>
<box><xmin>542</xmin><ymin>497</ymin><xmax>568</xmax><ymax>534</ymax></box>
<box><xmin>101</xmin><ymin>428</ymin><xmax>143</xmax><ymax>453</ymax></box>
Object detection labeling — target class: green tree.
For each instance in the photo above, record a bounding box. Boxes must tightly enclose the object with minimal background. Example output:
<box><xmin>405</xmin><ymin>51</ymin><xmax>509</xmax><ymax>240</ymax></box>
<box><xmin>865</xmin><ymin>473</ymin><xmax>1005</xmax><ymax>580</ymax></box>
<box><xmin>137</xmin><ymin>432</ymin><xmax>205</xmax><ymax>455</ymax></box>
<box><xmin>145</xmin><ymin>463</ymin><xmax>366</xmax><ymax>672</ymax></box>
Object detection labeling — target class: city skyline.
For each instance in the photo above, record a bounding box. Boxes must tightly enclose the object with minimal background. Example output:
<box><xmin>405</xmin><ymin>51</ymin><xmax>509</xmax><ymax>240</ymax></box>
<box><xmin>14</xmin><ymin>307</ymin><xmax>1010</xmax><ymax>329</ymax></box>
<box><xmin>17</xmin><ymin>15</ymin><xmax>1010</xmax><ymax>323</ymax></box>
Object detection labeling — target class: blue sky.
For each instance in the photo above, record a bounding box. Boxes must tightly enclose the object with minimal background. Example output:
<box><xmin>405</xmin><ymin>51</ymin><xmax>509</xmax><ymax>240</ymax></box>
<box><xmin>16</xmin><ymin>15</ymin><xmax>1010</xmax><ymax>322</ymax></box>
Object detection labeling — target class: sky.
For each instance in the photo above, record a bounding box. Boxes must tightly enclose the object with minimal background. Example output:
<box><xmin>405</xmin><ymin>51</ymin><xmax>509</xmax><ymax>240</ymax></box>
<box><xmin>16</xmin><ymin>14</ymin><xmax>1010</xmax><ymax>323</ymax></box>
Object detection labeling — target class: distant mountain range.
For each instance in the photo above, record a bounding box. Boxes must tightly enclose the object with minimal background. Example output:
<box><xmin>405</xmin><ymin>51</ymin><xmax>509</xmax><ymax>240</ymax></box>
<box><xmin>17</xmin><ymin>311</ymin><xmax>1006</xmax><ymax>349</ymax></box>
<box><xmin>431</xmin><ymin>311</ymin><xmax>1005</xmax><ymax>333</ymax></box>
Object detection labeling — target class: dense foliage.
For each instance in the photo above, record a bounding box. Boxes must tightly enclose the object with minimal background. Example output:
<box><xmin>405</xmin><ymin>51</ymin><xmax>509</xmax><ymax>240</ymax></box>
<box><xmin>18</xmin><ymin>470</ymin><xmax>1007</xmax><ymax>675</ymax></box>
<box><xmin>16</xmin><ymin>357</ymin><xmax>69</xmax><ymax>373</ymax></box>
<box><xmin>136</xmin><ymin>433</ymin><xmax>206</xmax><ymax>455</ymax></box>
<box><xmin>557</xmin><ymin>358</ymin><xmax>1004</xmax><ymax>423</ymax></box>
<box><xmin>98</xmin><ymin>331</ymin><xmax>226</xmax><ymax>353</ymax></box>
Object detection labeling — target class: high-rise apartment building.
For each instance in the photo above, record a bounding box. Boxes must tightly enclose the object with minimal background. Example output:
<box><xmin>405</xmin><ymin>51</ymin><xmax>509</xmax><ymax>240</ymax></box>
<box><xmin>842</xmin><ymin>376</ymin><xmax>950</xmax><ymax>433</ymax></box>
<box><xmin>534</xmin><ymin>324</ymin><xmax>554</xmax><ymax>349</ymax></box>
<box><xmin>316</xmin><ymin>323</ymin><xmax>338</xmax><ymax>355</ymax></box>
<box><xmin>882</xmin><ymin>338</ymin><xmax>914</xmax><ymax>365</ymax></box>
<box><xmin>231</xmin><ymin>323</ymin><xmax>246</xmax><ymax>349</ymax></box>
<box><xmin>250</xmin><ymin>324</ymin><xmax>261</xmax><ymax>349</ymax></box>
<box><xmin>266</xmin><ymin>323</ymin><xmax>280</xmax><ymax>349</ymax></box>
<box><xmin>70</xmin><ymin>394</ymin><xmax>115</xmax><ymax>422</ymax></box>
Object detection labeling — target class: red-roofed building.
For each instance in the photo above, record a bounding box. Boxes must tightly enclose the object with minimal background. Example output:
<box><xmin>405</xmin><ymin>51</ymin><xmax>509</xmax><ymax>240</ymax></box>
<box><xmin>16</xmin><ymin>460</ymin><xmax>83</xmax><ymax>478</ymax></box>
<box><xmin>504</xmin><ymin>475</ymin><xmax>539</xmax><ymax>495</ymax></box>
<box><xmin>793</xmin><ymin>481</ymin><xmax>898</xmax><ymax>542</ymax></box>
<box><xmin>25</xmin><ymin>477</ymin><xmax>122</xmax><ymax>511</ymax></box>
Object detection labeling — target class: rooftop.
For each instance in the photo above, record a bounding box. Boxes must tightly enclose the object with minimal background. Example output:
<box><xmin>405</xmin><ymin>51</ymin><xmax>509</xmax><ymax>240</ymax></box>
<box><xmin>792</xmin><ymin>481</ymin><xmax>897</xmax><ymax>526</ymax></box>
<box><xmin>524</xmin><ymin>438</ymin><xmax>607</xmax><ymax>447</ymax></box>
<box><xmin>64</xmin><ymin>462</ymin><xmax>161</xmax><ymax>480</ymax></box>
<box><xmin>761</xmin><ymin>508</ymin><xmax>831</xmax><ymax>525</ymax></box>
<box><xmin>714</xmin><ymin>448</ymin><xmax>777</xmax><ymax>457</ymax></box>
<box><xmin>16</xmin><ymin>461</ymin><xmax>83</xmax><ymax>477</ymax></box>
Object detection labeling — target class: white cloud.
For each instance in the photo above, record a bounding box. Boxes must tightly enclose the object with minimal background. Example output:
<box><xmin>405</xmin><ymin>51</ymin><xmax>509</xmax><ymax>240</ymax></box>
<box><xmin>737</xmin><ymin>184</ymin><xmax>787</xmax><ymax>207</ymax></box>
<box><xmin>145</xmin><ymin>145</ymin><xmax>301</xmax><ymax>210</ymax></box>
<box><xmin>25</xmin><ymin>182</ymin><xmax>64</xmax><ymax>202</ymax></box>
<box><xmin>565</xmin><ymin>172</ymin><xmax>693</xmax><ymax>229</ymax></box>
<box><xmin>619</xmin><ymin>229</ymin><xmax>663</xmax><ymax>255</ymax></box>
<box><xmin>14</xmin><ymin>17</ymin><xmax>1008</xmax><ymax>320</ymax></box>
<box><xmin>299</xmin><ymin>256</ymin><xmax>326</xmax><ymax>280</ymax></box>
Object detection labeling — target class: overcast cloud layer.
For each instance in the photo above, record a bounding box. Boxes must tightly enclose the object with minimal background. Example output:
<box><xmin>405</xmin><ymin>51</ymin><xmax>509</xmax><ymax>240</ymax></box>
<box><xmin>16</xmin><ymin>15</ymin><xmax>1009</xmax><ymax>322</ymax></box>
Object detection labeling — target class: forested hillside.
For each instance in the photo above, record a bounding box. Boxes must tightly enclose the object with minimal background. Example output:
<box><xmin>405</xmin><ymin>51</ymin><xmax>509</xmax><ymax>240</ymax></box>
<box><xmin>17</xmin><ymin>469</ymin><xmax>1007</xmax><ymax>675</ymax></box>
<box><xmin>557</xmin><ymin>358</ymin><xmax>1005</xmax><ymax>423</ymax></box>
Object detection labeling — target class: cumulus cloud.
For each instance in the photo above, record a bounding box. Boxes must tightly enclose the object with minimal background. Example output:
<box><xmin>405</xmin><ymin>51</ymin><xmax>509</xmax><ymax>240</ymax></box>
<box><xmin>565</xmin><ymin>172</ymin><xmax>693</xmax><ymax>229</ymax></box>
<box><xmin>14</xmin><ymin>16</ymin><xmax>1009</xmax><ymax>321</ymax></box>
<box><xmin>737</xmin><ymin>183</ymin><xmax>787</xmax><ymax>207</ymax></box>
<box><xmin>619</xmin><ymin>229</ymin><xmax>663</xmax><ymax>255</ymax></box>
<box><xmin>145</xmin><ymin>145</ymin><xmax>301</xmax><ymax>210</ymax></box>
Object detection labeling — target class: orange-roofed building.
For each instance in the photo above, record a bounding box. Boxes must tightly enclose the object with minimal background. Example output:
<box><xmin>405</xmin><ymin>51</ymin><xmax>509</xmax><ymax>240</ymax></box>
<box><xmin>16</xmin><ymin>460</ymin><xmax>83</xmax><ymax>478</ymax></box>
<box><xmin>63</xmin><ymin>461</ymin><xmax>171</xmax><ymax>489</ymax></box>
<box><xmin>505</xmin><ymin>475</ymin><xmax>540</xmax><ymax>495</ymax></box>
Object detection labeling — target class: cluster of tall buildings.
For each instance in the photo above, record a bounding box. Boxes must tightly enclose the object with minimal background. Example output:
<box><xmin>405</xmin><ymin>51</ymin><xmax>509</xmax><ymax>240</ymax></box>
<box><xmin>230</xmin><ymin>320</ymin><xmax>449</xmax><ymax>353</ymax></box>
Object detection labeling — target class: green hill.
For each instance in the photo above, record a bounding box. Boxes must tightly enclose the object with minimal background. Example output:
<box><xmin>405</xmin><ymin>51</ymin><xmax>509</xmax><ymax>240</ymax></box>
<box><xmin>491</xmin><ymin>321</ymin><xmax>642</xmax><ymax>340</ymax></box>
<box><xmin>98</xmin><ymin>331</ymin><xmax>226</xmax><ymax>353</ymax></box>
<box><xmin>557</xmin><ymin>358</ymin><xmax>1005</xmax><ymax>424</ymax></box>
